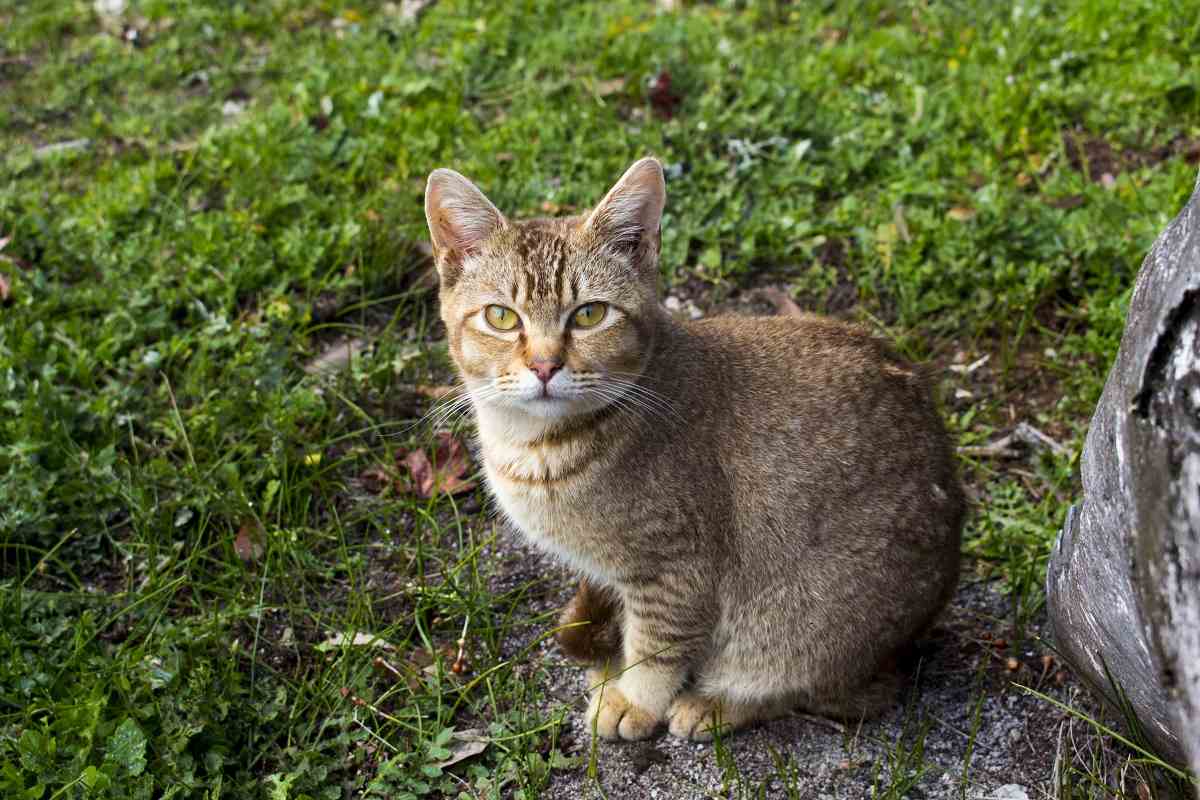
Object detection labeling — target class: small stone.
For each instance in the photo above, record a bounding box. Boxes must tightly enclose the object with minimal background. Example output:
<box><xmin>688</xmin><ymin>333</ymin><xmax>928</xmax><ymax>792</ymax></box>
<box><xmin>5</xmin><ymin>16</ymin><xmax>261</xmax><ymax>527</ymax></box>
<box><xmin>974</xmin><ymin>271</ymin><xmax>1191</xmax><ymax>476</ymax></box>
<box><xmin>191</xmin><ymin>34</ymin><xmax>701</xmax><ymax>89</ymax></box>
<box><xmin>994</xmin><ymin>784</ymin><xmax>1029</xmax><ymax>800</ymax></box>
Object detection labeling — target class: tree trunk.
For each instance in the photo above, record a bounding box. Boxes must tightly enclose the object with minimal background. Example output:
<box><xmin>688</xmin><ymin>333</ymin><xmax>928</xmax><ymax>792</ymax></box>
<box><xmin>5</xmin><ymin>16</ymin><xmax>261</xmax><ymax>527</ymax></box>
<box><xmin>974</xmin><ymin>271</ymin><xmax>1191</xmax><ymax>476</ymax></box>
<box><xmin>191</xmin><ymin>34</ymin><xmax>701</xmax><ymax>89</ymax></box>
<box><xmin>1047</xmin><ymin>168</ymin><xmax>1200</xmax><ymax>779</ymax></box>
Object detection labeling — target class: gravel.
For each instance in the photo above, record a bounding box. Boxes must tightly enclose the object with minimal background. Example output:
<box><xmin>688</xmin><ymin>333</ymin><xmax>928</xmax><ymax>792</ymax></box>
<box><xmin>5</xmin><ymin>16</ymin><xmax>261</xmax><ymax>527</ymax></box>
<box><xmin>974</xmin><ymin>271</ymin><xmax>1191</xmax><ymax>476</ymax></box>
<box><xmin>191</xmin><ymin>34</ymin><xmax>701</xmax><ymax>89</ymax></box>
<box><xmin>484</xmin><ymin>529</ymin><xmax>1103</xmax><ymax>799</ymax></box>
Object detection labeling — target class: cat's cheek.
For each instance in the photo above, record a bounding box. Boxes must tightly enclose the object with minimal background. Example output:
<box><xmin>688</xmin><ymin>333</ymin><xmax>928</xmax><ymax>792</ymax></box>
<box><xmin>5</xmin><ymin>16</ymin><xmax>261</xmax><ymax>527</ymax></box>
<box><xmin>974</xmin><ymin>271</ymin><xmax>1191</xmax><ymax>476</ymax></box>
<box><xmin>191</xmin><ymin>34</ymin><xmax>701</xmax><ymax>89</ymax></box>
<box><xmin>458</xmin><ymin>328</ymin><xmax>516</xmax><ymax>383</ymax></box>
<box><xmin>573</xmin><ymin>326</ymin><xmax>643</xmax><ymax>377</ymax></box>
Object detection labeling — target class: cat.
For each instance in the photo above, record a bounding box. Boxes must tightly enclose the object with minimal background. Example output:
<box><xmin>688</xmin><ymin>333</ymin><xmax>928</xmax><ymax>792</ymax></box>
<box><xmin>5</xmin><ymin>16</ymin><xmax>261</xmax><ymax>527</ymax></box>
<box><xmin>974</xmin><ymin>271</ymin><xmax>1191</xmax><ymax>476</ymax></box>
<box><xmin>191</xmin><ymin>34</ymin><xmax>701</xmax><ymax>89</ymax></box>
<box><xmin>423</xmin><ymin>157</ymin><xmax>965</xmax><ymax>741</ymax></box>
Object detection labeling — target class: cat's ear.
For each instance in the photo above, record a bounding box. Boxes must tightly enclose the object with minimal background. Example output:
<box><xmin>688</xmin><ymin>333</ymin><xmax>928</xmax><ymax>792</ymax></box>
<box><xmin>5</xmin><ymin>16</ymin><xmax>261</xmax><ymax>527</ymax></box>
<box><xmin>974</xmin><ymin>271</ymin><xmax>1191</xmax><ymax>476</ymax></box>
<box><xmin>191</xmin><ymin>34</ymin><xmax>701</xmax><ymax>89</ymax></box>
<box><xmin>424</xmin><ymin>169</ymin><xmax>508</xmax><ymax>275</ymax></box>
<box><xmin>583</xmin><ymin>157</ymin><xmax>665</xmax><ymax>262</ymax></box>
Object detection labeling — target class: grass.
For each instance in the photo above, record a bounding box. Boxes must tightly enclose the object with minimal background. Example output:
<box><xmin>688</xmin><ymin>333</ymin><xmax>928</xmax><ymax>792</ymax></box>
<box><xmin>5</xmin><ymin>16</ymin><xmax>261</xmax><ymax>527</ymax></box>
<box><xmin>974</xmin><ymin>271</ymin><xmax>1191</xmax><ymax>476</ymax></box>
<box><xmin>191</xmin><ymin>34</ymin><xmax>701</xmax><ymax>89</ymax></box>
<box><xmin>2</xmin><ymin>0</ymin><xmax>1199</xmax><ymax>797</ymax></box>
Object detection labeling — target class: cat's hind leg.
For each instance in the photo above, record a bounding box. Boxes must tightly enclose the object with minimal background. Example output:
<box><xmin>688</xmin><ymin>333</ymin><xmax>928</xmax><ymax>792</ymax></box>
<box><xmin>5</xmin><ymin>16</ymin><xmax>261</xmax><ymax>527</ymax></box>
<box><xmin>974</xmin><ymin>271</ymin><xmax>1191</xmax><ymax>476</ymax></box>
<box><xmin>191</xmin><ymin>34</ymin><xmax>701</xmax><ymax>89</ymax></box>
<box><xmin>556</xmin><ymin>578</ymin><xmax>623</xmax><ymax>664</ymax></box>
<box><xmin>800</xmin><ymin>668</ymin><xmax>902</xmax><ymax>721</ymax></box>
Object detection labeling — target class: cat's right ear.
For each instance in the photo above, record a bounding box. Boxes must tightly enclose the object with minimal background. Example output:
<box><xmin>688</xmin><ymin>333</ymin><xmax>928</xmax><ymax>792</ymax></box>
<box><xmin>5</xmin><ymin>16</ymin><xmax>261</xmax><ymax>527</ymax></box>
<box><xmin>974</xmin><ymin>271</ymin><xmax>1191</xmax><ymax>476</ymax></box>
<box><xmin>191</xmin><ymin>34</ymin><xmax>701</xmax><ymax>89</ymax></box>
<box><xmin>424</xmin><ymin>169</ymin><xmax>508</xmax><ymax>279</ymax></box>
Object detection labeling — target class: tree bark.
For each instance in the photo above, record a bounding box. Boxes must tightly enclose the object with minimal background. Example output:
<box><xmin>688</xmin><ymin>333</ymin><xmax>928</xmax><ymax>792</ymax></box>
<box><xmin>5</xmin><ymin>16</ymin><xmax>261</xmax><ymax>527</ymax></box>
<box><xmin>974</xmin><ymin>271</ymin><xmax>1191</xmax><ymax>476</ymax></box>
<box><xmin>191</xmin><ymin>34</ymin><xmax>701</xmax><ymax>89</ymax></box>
<box><xmin>1047</xmin><ymin>168</ymin><xmax>1200</xmax><ymax>778</ymax></box>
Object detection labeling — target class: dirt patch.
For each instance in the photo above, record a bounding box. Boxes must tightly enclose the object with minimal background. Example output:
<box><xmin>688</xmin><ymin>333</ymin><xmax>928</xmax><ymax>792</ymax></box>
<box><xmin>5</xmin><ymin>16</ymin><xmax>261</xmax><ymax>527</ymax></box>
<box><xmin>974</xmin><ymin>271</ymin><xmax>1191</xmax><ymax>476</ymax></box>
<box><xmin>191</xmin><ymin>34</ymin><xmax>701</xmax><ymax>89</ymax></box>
<box><xmin>487</xmin><ymin>528</ymin><xmax>1106</xmax><ymax>799</ymax></box>
<box><xmin>1062</xmin><ymin>128</ymin><xmax>1200</xmax><ymax>183</ymax></box>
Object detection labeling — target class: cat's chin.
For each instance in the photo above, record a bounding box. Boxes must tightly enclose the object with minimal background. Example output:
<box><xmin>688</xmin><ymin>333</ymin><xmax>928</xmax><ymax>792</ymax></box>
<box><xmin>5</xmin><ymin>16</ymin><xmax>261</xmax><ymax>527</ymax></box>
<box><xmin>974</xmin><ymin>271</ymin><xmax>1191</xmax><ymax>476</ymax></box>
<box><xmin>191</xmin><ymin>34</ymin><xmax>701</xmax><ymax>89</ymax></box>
<box><xmin>511</xmin><ymin>395</ymin><xmax>586</xmax><ymax>420</ymax></box>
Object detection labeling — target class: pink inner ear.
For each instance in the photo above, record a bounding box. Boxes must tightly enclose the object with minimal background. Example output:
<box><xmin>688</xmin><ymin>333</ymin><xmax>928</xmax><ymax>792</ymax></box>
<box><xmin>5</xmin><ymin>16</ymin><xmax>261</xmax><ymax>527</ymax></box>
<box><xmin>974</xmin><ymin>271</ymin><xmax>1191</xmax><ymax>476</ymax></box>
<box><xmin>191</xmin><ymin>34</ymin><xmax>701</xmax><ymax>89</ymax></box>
<box><xmin>585</xmin><ymin>159</ymin><xmax>665</xmax><ymax>252</ymax></box>
<box><xmin>425</xmin><ymin>169</ymin><xmax>507</xmax><ymax>266</ymax></box>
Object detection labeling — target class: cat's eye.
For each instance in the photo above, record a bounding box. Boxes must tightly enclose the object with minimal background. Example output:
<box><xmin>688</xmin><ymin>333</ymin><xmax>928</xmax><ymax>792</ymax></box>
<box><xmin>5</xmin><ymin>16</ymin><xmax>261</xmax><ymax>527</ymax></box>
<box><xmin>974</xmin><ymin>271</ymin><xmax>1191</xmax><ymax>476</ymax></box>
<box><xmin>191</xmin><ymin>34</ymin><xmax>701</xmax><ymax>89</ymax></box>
<box><xmin>484</xmin><ymin>305</ymin><xmax>520</xmax><ymax>331</ymax></box>
<box><xmin>572</xmin><ymin>302</ymin><xmax>608</xmax><ymax>329</ymax></box>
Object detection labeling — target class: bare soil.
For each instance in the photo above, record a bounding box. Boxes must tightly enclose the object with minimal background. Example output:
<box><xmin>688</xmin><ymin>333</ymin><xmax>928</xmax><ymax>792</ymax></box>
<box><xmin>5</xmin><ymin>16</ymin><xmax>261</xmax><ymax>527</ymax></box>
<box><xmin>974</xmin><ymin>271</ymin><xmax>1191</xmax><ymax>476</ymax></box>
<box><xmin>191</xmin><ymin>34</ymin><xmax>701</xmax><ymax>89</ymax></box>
<box><xmin>487</xmin><ymin>527</ymin><xmax>1101</xmax><ymax>800</ymax></box>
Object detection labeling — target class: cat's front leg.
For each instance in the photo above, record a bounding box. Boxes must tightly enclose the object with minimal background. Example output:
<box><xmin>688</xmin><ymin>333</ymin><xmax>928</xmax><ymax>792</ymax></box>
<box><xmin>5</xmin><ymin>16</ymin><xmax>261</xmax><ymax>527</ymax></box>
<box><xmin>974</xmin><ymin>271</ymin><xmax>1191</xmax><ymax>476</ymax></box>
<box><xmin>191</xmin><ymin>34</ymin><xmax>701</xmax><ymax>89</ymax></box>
<box><xmin>587</xmin><ymin>600</ymin><xmax>696</xmax><ymax>741</ymax></box>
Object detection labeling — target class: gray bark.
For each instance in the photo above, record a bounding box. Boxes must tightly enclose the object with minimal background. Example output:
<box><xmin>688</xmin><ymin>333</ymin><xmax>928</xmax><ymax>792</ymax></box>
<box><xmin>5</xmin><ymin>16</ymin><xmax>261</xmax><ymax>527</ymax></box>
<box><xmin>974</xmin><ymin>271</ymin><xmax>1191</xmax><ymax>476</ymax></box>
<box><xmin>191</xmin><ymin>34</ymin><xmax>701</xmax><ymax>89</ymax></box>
<box><xmin>1047</xmin><ymin>168</ymin><xmax>1200</xmax><ymax>777</ymax></box>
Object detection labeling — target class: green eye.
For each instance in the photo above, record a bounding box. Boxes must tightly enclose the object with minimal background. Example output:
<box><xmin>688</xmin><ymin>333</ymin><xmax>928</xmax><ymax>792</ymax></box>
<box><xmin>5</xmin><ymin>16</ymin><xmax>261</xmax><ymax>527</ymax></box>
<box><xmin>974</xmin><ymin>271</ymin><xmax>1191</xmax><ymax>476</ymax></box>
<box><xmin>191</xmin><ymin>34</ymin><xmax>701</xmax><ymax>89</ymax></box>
<box><xmin>484</xmin><ymin>305</ymin><xmax>520</xmax><ymax>331</ymax></box>
<box><xmin>573</xmin><ymin>302</ymin><xmax>608</xmax><ymax>328</ymax></box>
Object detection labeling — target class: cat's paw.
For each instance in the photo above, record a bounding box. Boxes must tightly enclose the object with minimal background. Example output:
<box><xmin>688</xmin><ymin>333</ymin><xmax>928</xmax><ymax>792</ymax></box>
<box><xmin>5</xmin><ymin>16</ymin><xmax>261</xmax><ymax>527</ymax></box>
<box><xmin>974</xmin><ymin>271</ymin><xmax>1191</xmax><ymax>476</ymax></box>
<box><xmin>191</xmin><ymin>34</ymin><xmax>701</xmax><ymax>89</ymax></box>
<box><xmin>667</xmin><ymin>693</ymin><xmax>726</xmax><ymax>742</ymax></box>
<box><xmin>587</xmin><ymin>685</ymin><xmax>659</xmax><ymax>741</ymax></box>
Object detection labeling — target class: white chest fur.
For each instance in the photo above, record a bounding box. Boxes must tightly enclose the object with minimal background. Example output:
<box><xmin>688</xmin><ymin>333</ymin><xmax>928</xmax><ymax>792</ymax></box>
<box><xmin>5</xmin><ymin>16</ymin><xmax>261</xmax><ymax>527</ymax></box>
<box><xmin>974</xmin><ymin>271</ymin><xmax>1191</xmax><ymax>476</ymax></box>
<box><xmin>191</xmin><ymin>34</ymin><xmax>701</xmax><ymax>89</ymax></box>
<box><xmin>475</xmin><ymin>409</ymin><xmax>615</xmax><ymax>583</ymax></box>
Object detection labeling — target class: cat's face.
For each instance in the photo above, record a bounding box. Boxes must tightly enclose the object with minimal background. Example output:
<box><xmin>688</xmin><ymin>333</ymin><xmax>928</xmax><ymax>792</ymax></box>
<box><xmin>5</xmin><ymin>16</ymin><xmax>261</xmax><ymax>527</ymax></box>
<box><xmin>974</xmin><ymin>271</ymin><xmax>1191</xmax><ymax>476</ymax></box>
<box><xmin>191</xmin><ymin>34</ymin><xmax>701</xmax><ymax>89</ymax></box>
<box><xmin>425</xmin><ymin>159</ymin><xmax>666</xmax><ymax>422</ymax></box>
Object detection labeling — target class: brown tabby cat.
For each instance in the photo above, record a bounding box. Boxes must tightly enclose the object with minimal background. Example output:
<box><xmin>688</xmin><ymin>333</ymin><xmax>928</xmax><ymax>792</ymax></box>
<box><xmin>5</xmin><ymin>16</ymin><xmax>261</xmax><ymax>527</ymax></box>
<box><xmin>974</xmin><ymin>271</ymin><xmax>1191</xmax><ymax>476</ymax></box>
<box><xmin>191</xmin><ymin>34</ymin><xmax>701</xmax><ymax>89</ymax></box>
<box><xmin>424</xmin><ymin>157</ymin><xmax>964</xmax><ymax>742</ymax></box>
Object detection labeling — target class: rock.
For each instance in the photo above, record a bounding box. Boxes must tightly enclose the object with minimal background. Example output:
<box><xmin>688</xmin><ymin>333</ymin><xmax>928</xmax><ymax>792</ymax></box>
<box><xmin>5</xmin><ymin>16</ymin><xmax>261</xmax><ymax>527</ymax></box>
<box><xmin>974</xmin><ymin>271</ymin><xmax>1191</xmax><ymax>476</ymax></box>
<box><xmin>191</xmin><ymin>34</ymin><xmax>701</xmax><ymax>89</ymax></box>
<box><xmin>1047</xmin><ymin>167</ymin><xmax>1200</xmax><ymax>775</ymax></box>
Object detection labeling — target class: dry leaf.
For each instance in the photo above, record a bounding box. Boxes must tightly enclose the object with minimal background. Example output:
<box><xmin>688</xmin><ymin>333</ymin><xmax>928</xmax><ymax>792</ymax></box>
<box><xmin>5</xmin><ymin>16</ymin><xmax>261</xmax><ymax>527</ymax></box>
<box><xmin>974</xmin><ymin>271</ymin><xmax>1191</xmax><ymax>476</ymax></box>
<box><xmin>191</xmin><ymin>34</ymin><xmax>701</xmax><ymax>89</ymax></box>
<box><xmin>647</xmin><ymin>70</ymin><xmax>681</xmax><ymax>118</ymax></box>
<box><xmin>434</xmin><ymin>729</ymin><xmax>489</xmax><ymax>769</ymax></box>
<box><xmin>596</xmin><ymin>77</ymin><xmax>626</xmax><ymax>97</ymax></box>
<box><xmin>304</xmin><ymin>338</ymin><xmax>367</xmax><ymax>375</ymax></box>
<box><xmin>400</xmin><ymin>432</ymin><xmax>476</xmax><ymax>497</ymax></box>
<box><xmin>360</xmin><ymin>465</ymin><xmax>392</xmax><ymax>494</ymax></box>
<box><xmin>318</xmin><ymin>631</ymin><xmax>396</xmax><ymax>652</ymax></box>
<box><xmin>946</xmin><ymin>206</ymin><xmax>977</xmax><ymax>222</ymax></box>
<box><xmin>234</xmin><ymin>520</ymin><xmax>265</xmax><ymax>562</ymax></box>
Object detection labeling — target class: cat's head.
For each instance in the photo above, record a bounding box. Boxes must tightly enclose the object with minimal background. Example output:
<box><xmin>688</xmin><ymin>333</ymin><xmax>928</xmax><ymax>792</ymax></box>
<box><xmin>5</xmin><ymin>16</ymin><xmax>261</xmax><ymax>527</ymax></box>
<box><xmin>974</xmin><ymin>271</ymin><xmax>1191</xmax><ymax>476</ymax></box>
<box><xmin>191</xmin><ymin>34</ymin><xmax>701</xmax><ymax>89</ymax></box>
<box><xmin>424</xmin><ymin>158</ymin><xmax>666</xmax><ymax>422</ymax></box>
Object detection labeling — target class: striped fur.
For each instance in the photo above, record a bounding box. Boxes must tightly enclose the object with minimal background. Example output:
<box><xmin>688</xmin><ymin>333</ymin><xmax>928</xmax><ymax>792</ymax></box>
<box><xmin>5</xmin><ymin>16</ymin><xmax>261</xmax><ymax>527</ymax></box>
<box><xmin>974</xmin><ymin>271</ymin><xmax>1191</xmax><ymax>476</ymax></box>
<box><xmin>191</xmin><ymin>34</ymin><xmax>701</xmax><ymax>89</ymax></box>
<box><xmin>425</xmin><ymin>159</ymin><xmax>965</xmax><ymax>742</ymax></box>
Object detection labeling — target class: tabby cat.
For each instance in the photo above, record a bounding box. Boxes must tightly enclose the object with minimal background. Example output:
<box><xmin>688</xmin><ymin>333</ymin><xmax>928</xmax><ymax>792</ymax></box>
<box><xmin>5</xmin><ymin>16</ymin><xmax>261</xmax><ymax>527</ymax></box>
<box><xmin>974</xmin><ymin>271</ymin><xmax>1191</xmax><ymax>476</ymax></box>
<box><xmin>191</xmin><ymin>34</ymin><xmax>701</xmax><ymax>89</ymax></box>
<box><xmin>423</xmin><ymin>158</ymin><xmax>964</xmax><ymax>741</ymax></box>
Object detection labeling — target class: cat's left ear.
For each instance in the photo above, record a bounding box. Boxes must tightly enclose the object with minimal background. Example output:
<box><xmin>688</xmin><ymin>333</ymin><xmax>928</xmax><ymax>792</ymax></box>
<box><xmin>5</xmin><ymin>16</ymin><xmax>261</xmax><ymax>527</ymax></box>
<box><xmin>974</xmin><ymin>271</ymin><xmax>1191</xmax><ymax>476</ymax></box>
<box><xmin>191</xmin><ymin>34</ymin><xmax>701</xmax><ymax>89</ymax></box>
<box><xmin>582</xmin><ymin>157</ymin><xmax>666</xmax><ymax>263</ymax></box>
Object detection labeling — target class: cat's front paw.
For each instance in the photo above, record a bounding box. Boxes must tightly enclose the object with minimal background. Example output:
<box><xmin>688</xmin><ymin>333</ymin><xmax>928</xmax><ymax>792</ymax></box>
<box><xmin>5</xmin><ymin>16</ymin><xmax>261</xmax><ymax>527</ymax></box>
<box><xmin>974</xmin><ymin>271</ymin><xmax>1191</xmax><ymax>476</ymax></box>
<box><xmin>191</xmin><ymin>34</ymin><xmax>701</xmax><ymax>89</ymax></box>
<box><xmin>587</xmin><ymin>684</ymin><xmax>659</xmax><ymax>741</ymax></box>
<box><xmin>667</xmin><ymin>693</ymin><xmax>725</xmax><ymax>741</ymax></box>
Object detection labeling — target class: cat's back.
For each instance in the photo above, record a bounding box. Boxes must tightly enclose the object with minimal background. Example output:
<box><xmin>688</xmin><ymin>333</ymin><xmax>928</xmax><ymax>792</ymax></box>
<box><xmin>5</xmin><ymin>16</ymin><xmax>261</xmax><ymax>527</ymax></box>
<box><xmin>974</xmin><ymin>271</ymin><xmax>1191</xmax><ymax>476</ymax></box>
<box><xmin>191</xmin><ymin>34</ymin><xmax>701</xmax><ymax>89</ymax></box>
<box><xmin>664</xmin><ymin>312</ymin><xmax>962</xmax><ymax>550</ymax></box>
<box><xmin>673</xmin><ymin>312</ymin><xmax>938</xmax><ymax>431</ymax></box>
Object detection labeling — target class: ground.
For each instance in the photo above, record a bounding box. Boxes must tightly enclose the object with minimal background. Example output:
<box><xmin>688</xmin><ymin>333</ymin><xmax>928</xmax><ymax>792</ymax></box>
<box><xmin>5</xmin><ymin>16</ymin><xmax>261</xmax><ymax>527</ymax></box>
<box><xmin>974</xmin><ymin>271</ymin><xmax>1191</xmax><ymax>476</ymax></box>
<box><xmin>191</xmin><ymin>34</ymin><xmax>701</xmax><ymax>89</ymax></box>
<box><xmin>1</xmin><ymin>1</ymin><xmax>1199</xmax><ymax>798</ymax></box>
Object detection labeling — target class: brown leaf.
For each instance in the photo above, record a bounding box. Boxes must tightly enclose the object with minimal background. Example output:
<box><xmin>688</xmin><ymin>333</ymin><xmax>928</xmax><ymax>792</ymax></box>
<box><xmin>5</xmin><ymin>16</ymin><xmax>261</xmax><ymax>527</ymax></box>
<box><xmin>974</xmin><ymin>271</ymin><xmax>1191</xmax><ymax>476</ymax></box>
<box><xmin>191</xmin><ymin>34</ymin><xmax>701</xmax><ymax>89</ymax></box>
<box><xmin>399</xmin><ymin>432</ymin><xmax>476</xmax><ymax>498</ymax></box>
<box><xmin>234</xmin><ymin>520</ymin><xmax>265</xmax><ymax>562</ymax></box>
<box><xmin>360</xmin><ymin>465</ymin><xmax>392</xmax><ymax>494</ymax></box>
<box><xmin>946</xmin><ymin>205</ymin><xmax>976</xmax><ymax>222</ymax></box>
<box><xmin>647</xmin><ymin>70</ymin><xmax>681</xmax><ymax>119</ymax></box>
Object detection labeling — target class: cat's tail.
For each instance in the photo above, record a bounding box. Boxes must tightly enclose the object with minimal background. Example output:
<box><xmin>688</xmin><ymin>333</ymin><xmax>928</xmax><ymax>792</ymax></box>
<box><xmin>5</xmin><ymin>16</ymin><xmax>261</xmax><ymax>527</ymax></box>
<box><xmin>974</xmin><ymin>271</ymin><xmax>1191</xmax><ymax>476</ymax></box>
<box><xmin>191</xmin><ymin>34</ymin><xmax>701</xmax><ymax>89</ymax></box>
<box><xmin>555</xmin><ymin>578</ymin><xmax>622</xmax><ymax>664</ymax></box>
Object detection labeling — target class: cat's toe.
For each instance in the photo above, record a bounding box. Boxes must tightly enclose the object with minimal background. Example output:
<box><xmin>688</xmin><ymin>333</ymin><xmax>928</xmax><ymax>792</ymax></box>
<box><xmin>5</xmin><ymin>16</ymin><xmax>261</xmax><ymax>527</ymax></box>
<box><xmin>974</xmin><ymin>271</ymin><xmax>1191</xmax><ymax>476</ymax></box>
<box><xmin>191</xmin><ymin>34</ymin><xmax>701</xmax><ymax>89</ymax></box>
<box><xmin>616</xmin><ymin>704</ymin><xmax>658</xmax><ymax>740</ymax></box>
<box><xmin>586</xmin><ymin>686</ymin><xmax>658</xmax><ymax>741</ymax></box>
<box><xmin>667</xmin><ymin>693</ymin><xmax>722</xmax><ymax>742</ymax></box>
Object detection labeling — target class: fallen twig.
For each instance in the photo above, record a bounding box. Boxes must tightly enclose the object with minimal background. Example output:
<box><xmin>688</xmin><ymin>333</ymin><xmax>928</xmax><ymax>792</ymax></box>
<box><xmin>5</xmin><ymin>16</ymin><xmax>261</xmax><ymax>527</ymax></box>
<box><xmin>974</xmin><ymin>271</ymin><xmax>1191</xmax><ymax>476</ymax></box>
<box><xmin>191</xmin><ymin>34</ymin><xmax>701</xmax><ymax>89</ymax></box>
<box><xmin>948</xmin><ymin>353</ymin><xmax>991</xmax><ymax>375</ymax></box>
<box><xmin>958</xmin><ymin>422</ymin><xmax>1069</xmax><ymax>459</ymax></box>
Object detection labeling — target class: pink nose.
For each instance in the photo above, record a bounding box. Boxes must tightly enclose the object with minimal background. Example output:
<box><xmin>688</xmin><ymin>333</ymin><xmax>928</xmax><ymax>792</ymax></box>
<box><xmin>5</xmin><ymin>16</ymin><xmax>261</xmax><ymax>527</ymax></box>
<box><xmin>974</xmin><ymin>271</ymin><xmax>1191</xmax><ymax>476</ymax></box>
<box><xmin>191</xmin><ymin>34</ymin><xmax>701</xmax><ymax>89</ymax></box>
<box><xmin>529</xmin><ymin>358</ymin><xmax>563</xmax><ymax>385</ymax></box>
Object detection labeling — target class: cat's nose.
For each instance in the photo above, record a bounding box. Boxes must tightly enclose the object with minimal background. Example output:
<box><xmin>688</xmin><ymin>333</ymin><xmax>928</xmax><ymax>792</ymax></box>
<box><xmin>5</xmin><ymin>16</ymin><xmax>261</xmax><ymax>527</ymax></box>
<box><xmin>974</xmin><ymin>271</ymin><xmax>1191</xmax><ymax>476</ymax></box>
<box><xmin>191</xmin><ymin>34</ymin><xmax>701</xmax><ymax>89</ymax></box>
<box><xmin>528</xmin><ymin>358</ymin><xmax>563</xmax><ymax>385</ymax></box>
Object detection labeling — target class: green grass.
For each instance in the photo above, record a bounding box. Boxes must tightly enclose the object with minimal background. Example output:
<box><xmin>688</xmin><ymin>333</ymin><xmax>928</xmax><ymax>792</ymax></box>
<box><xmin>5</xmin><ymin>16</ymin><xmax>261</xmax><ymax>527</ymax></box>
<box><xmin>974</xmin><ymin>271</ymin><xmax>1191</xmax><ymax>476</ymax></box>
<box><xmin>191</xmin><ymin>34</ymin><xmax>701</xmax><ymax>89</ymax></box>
<box><xmin>2</xmin><ymin>0</ymin><xmax>1199</xmax><ymax>797</ymax></box>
